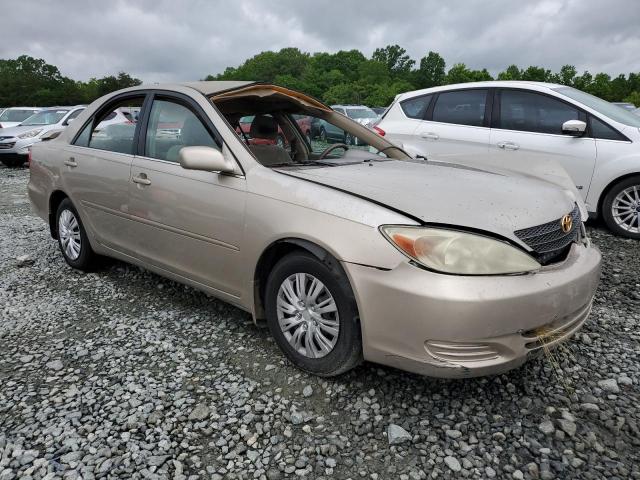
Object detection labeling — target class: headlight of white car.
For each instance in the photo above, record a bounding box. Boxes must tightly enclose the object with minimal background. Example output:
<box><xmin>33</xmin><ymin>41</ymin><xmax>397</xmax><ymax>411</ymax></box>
<box><xmin>380</xmin><ymin>226</ymin><xmax>541</xmax><ymax>275</ymax></box>
<box><xmin>17</xmin><ymin>129</ymin><xmax>43</xmax><ymax>139</ymax></box>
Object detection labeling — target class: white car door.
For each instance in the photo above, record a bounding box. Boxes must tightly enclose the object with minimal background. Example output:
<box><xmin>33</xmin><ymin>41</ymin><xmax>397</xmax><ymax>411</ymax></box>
<box><xmin>412</xmin><ymin>88</ymin><xmax>491</xmax><ymax>163</ymax></box>
<box><xmin>489</xmin><ymin>89</ymin><xmax>597</xmax><ymax>201</ymax></box>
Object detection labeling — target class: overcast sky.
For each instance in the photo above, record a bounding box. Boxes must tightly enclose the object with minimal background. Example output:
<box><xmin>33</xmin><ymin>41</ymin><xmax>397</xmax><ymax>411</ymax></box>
<box><xmin>3</xmin><ymin>0</ymin><xmax>639</xmax><ymax>83</ymax></box>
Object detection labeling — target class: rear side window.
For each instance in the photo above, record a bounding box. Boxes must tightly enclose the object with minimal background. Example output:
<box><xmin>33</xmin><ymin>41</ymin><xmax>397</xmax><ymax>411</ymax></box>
<box><xmin>73</xmin><ymin>96</ymin><xmax>144</xmax><ymax>154</ymax></box>
<box><xmin>432</xmin><ymin>90</ymin><xmax>487</xmax><ymax>127</ymax></box>
<box><xmin>400</xmin><ymin>95</ymin><xmax>432</xmax><ymax>119</ymax></box>
<box><xmin>498</xmin><ymin>90</ymin><xmax>582</xmax><ymax>135</ymax></box>
<box><xmin>590</xmin><ymin>116</ymin><xmax>627</xmax><ymax>141</ymax></box>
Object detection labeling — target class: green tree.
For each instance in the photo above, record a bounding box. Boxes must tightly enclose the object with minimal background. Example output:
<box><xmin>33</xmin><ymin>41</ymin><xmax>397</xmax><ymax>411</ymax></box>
<box><xmin>372</xmin><ymin>44</ymin><xmax>415</xmax><ymax>77</ymax></box>
<box><xmin>497</xmin><ymin>65</ymin><xmax>522</xmax><ymax>80</ymax></box>
<box><xmin>414</xmin><ymin>51</ymin><xmax>446</xmax><ymax>89</ymax></box>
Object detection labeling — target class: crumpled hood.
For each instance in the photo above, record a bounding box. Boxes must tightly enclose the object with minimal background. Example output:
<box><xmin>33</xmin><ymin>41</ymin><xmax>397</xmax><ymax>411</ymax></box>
<box><xmin>281</xmin><ymin>160</ymin><xmax>577</xmax><ymax>246</ymax></box>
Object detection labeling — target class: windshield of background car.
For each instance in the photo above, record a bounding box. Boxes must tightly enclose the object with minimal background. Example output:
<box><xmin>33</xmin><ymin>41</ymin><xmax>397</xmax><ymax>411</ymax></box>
<box><xmin>21</xmin><ymin>110</ymin><xmax>69</xmax><ymax>126</ymax></box>
<box><xmin>554</xmin><ymin>86</ymin><xmax>640</xmax><ymax>127</ymax></box>
<box><xmin>346</xmin><ymin>108</ymin><xmax>377</xmax><ymax>119</ymax></box>
<box><xmin>0</xmin><ymin>109</ymin><xmax>38</xmax><ymax>122</ymax></box>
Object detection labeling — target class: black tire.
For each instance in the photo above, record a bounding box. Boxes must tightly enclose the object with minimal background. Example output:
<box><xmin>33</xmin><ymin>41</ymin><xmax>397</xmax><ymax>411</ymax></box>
<box><xmin>305</xmin><ymin>131</ymin><xmax>312</xmax><ymax>145</ymax></box>
<box><xmin>265</xmin><ymin>251</ymin><xmax>362</xmax><ymax>377</ymax></box>
<box><xmin>319</xmin><ymin>127</ymin><xmax>327</xmax><ymax>143</ymax></box>
<box><xmin>276</xmin><ymin>134</ymin><xmax>286</xmax><ymax>149</ymax></box>
<box><xmin>602</xmin><ymin>175</ymin><xmax>640</xmax><ymax>240</ymax></box>
<box><xmin>1</xmin><ymin>158</ymin><xmax>25</xmax><ymax>168</ymax></box>
<box><xmin>344</xmin><ymin>133</ymin><xmax>354</xmax><ymax>146</ymax></box>
<box><xmin>56</xmin><ymin>198</ymin><xmax>99</xmax><ymax>271</ymax></box>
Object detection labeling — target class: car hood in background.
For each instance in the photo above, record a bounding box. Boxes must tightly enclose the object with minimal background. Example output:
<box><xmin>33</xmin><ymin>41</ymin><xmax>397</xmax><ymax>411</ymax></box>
<box><xmin>0</xmin><ymin>124</ymin><xmax>48</xmax><ymax>138</ymax></box>
<box><xmin>280</xmin><ymin>160</ymin><xmax>577</xmax><ymax>246</ymax></box>
<box><xmin>0</xmin><ymin>122</ymin><xmax>26</xmax><ymax>130</ymax></box>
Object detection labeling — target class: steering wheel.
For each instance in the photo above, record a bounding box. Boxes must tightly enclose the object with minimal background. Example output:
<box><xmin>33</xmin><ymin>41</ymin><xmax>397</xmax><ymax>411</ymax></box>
<box><xmin>319</xmin><ymin>143</ymin><xmax>349</xmax><ymax>159</ymax></box>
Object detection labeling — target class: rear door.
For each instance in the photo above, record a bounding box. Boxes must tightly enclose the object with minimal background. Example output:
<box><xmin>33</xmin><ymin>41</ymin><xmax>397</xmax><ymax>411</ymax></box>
<box><xmin>489</xmin><ymin>88</ymin><xmax>596</xmax><ymax>198</ymax></box>
<box><xmin>413</xmin><ymin>88</ymin><xmax>491</xmax><ymax>163</ymax></box>
<box><xmin>62</xmin><ymin>93</ymin><xmax>147</xmax><ymax>255</ymax></box>
<box><xmin>128</xmin><ymin>93</ymin><xmax>247</xmax><ymax>299</ymax></box>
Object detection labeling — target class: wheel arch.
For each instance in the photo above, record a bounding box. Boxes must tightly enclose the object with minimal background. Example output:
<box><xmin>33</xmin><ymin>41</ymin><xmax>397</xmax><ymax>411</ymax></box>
<box><xmin>48</xmin><ymin>189</ymin><xmax>69</xmax><ymax>239</ymax></box>
<box><xmin>252</xmin><ymin>237</ymin><xmax>349</xmax><ymax>323</ymax></box>
<box><xmin>596</xmin><ymin>172</ymin><xmax>640</xmax><ymax>218</ymax></box>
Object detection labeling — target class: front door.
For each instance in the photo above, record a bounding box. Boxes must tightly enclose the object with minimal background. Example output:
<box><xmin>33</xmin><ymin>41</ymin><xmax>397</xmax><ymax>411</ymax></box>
<box><xmin>128</xmin><ymin>95</ymin><xmax>247</xmax><ymax>299</ymax></box>
<box><xmin>489</xmin><ymin>89</ymin><xmax>597</xmax><ymax>199</ymax></box>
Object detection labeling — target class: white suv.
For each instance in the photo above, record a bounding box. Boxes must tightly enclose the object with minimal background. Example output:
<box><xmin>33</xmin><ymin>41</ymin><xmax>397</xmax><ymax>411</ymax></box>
<box><xmin>377</xmin><ymin>81</ymin><xmax>640</xmax><ymax>239</ymax></box>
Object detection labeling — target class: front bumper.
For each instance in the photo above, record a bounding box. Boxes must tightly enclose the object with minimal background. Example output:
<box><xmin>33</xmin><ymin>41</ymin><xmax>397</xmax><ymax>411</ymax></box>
<box><xmin>0</xmin><ymin>137</ymin><xmax>38</xmax><ymax>155</ymax></box>
<box><xmin>343</xmin><ymin>243</ymin><xmax>601</xmax><ymax>378</ymax></box>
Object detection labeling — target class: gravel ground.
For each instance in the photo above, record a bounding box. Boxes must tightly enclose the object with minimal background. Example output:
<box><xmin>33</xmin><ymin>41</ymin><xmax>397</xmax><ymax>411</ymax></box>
<box><xmin>1</xmin><ymin>165</ymin><xmax>639</xmax><ymax>480</ymax></box>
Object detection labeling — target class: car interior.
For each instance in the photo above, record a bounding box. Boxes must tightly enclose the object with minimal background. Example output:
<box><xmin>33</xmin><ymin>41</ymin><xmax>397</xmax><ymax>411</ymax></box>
<box><xmin>210</xmin><ymin>85</ymin><xmax>409</xmax><ymax>167</ymax></box>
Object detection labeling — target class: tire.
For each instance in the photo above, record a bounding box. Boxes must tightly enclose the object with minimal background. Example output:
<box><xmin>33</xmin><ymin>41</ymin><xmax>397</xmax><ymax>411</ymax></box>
<box><xmin>319</xmin><ymin>127</ymin><xmax>327</xmax><ymax>143</ymax></box>
<box><xmin>344</xmin><ymin>133</ymin><xmax>354</xmax><ymax>146</ymax></box>
<box><xmin>56</xmin><ymin>198</ymin><xmax>99</xmax><ymax>271</ymax></box>
<box><xmin>305</xmin><ymin>131</ymin><xmax>312</xmax><ymax>145</ymax></box>
<box><xmin>1</xmin><ymin>157</ymin><xmax>25</xmax><ymax>168</ymax></box>
<box><xmin>276</xmin><ymin>134</ymin><xmax>286</xmax><ymax>149</ymax></box>
<box><xmin>265</xmin><ymin>251</ymin><xmax>362</xmax><ymax>377</ymax></box>
<box><xmin>602</xmin><ymin>175</ymin><xmax>640</xmax><ymax>239</ymax></box>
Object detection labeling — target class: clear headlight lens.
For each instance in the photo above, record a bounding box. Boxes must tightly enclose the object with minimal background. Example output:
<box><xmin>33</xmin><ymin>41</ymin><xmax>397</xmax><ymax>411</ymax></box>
<box><xmin>381</xmin><ymin>226</ymin><xmax>541</xmax><ymax>275</ymax></box>
<box><xmin>17</xmin><ymin>129</ymin><xmax>43</xmax><ymax>139</ymax></box>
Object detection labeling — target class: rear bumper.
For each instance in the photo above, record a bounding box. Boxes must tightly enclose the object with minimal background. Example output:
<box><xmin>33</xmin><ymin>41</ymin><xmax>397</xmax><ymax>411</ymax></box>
<box><xmin>343</xmin><ymin>243</ymin><xmax>601</xmax><ymax>378</ymax></box>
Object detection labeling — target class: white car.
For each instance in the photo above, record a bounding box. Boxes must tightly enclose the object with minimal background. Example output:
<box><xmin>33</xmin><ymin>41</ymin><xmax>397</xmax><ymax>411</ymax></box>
<box><xmin>0</xmin><ymin>107</ymin><xmax>42</xmax><ymax>129</ymax></box>
<box><xmin>0</xmin><ymin>107</ymin><xmax>85</xmax><ymax>167</ymax></box>
<box><xmin>377</xmin><ymin>81</ymin><xmax>640</xmax><ymax>239</ymax></box>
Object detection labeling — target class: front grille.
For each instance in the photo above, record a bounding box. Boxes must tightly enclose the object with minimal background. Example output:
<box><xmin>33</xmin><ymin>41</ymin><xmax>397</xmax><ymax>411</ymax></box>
<box><xmin>514</xmin><ymin>205</ymin><xmax>581</xmax><ymax>265</ymax></box>
<box><xmin>0</xmin><ymin>136</ymin><xmax>13</xmax><ymax>141</ymax></box>
<box><xmin>0</xmin><ymin>142</ymin><xmax>16</xmax><ymax>149</ymax></box>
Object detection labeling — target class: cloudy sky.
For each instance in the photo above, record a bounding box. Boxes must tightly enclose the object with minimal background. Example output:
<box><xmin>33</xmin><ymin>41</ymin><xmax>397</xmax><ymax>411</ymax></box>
<box><xmin>3</xmin><ymin>0</ymin><xmax>640</xmax><ymax>82</ymax></box>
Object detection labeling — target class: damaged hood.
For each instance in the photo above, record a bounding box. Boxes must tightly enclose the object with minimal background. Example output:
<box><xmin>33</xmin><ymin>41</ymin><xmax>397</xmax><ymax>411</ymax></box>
<box><xmin>280</xmin><ymin>159</ymin><xmax>578</xmax><ymax>246</ymax></box>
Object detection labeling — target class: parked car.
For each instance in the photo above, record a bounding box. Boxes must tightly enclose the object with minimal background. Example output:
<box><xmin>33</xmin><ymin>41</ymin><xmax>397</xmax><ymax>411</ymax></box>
<box><xmin>0</xmin><ymin>107</ymin><xmax>42</xmax><ymax>129</ymax></box>
<box><xmin>377</xmin><ymin>81</ymin><xmax>640</xmax><ymax>239</ymax></box>
<box><xmin>0</xmin><ymin>106</ymin><xmax>85</xmax><ymax>167</ymax></box>
<box><xmin>313</xmin><ymin>105</ymin><xmax>379</xmax><ymax>145</ymax></box>
<box><xmin>371</xmin><ymin>107</ymin><xmax>387</xmax><ymax>116</ymax></box>
<box><xmin>611</xmin><ymin>102</ymin><xmax>636</xmax><ymax>112</ymax></box>
<box><xmin>28</xmin><ymin>81</ymin><xmax>601</xmax><ymax>378</ymax></box>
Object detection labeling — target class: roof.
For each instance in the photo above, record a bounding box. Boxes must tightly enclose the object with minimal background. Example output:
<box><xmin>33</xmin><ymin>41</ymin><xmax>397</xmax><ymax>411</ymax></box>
<box><xmin>398</xmin><ymin>80</ymin><xmax>567</xmax><ymax>101</ymax></box>
<box><xmin>180</xmin><ymin>81</ymin><xmax>258</xmax><ymax>95</ymax></box>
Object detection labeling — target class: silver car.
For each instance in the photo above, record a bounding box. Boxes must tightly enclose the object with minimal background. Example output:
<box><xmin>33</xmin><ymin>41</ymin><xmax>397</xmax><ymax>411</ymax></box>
<box><xmin>28</xmin><ymin>81</ymin><xmax>601</xmax><ymax>378</ymax></box>
<box><xmin>0</xmin><ymin>106</ymin><xmax>85</xmax><ymax>167</ymax></box>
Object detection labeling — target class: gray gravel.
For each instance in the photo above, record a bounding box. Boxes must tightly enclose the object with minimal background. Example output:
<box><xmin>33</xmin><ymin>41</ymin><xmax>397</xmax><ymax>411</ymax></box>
<box><xmin>1</xmin><ymin>165</ymin><xmax>639</xmax><ymax>479</ymax></box>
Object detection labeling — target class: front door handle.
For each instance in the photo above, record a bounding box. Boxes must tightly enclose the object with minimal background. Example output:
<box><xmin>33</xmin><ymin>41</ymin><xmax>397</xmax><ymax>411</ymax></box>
<box><xmin>132</xmin><ymin>174</ymin><xmax>151</xmax><ymax>186</ymax></box>
<box><xmin>64</xmin><ymin>157</ymin><xmax>78</xmax><ymax>168</ymax></box>
<box><xmin>497</xmin><ymin>141</ymin><xmax>520</xmax><ymax>150</ymax></box>
<box><xmin>420</xmin><ymin>132</ymin><xmax>439</xmax><ymax>140</ymax></box>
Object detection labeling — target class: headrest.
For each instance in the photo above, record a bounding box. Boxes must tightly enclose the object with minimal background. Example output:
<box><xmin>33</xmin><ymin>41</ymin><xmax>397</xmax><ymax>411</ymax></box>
<box><xmin>249</xmin><ymin>115</ymin><xmax>278</xmax><ymax>140</ymax></box>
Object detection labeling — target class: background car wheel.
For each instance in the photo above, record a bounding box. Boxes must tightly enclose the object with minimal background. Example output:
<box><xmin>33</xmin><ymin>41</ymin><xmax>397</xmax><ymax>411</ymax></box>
<box><xmin>602</xmin><ymin>176</ymin><xmax>640</xmax><ymax>240</ymax></box>
<box><xmin>344</xmin><ymin>133</ymin><xmax>354</xmax><ymax>146</ymax></box>
<box><xmin>319</xmin><ymin>127</ymin><xmax>327</xmax><ymax>143</ymax></box>
<box><xmin>305</xmin><ymin>131</ymin><xmax>312</xmax><ymax>144</ymax></box>
<box><xmin>265</xmin><ymin>251</ymin><xmax>362</xmax><ymax>377</ymax></box>
<box><xmin>1</xmin><ymin>158</ymin><xmax>25</xmax><ymax>168</ymax></box>
<box><xmin>276</xmin><ymin>134</ymin><xmax>286</xmax><ymax>148</ymax></box>
<box><xmin>56</xmin><ymin>198</ymin><xmax>99</xmax><ymax>271</ymax></box>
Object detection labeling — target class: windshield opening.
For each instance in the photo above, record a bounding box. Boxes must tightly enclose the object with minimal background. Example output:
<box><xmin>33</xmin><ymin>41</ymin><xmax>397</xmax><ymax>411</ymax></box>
<box><xmin>554</xmin><ymin>87</ymin><xmax>640</xmax><ymax>127</ymax></box>
<box><xmin>21</xmin><ymin>110</ymin><xmax>69</xmax><ymax>126</ymax></box>
<box><xmin>210</xmin><ymin>88</ymin><xmax>409</xmax><ymax>168</ymax></box>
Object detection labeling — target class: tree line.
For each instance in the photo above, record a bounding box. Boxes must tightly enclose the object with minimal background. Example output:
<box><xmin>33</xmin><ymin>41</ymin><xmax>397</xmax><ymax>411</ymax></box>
<box><xmin>0</xmin><ymin>56</ymin><xmax>141</xmax><ymax>107</ymax></box>
<box><xmin>3</xmin><ymin>48</ymin><xmax>640</xmax><ymax>109</ymax></box>
<box><xmin>207</xmin><ymin>45</ymin><xmax>640</xmax><ymax>107</ymax></box>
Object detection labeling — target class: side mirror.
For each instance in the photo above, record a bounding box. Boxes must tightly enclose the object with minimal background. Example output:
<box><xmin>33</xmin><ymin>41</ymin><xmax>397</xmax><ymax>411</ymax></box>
<box><xmin>562</xmin><ymin>119</ymin><xmax>586</xmax><ymax>136</ymax></box>
<box><xmin>64</xmin><ymin>118</ymin><xmax>75</xmax><ymax>126</ymax></box>
<box><xmin>178</xmin><ymin>146</ymin><xmax>235</xmax><ymax>173</ymax></box>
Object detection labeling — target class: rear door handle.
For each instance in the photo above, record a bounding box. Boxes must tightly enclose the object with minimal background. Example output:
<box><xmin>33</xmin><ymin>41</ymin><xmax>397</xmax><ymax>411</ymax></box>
<box><xmin>132</xmin><ymin>174</ymin><xmax>151</xmax><ymax>186</ymax></box>
<box><xmin>420</xmin><ymin>132</ymin><xmax>439</xmax><ymax>140</ymax></box>
<box><xmin>64</xmin><ymin>157</ymin><xmax>78</xmax><ymax>168</ymax></box>
<box><xmin>497</xmin><ymin>141</ymin><xmax>520</xmax><ymax>150</ymax></box>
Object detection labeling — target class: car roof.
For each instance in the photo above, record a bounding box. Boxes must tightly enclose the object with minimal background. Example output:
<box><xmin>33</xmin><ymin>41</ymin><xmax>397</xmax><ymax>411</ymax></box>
<box><xmin>397</xmin><ymin>80</ymin><xmax>567</xmax><ymax>101</ymax></box>
<box><xmin>4</xmin><ymin>106</ymin><xmax>42</xmax><ymax>110</ymax></box>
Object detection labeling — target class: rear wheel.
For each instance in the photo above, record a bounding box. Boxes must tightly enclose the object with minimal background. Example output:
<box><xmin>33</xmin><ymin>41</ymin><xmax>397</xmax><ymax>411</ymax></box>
<box><xmin>56</xmin><ymin>198</ymin><xmax>99</xmax><ymax>271</ymax></box>
<box><xmin>602</xmin><ymin>176</ymin><xmax>640</xmax><ymax>239</ymax></box>
<box><xmin>265</xmin><ymin>251</ymin><xmax>362</xmax><ymax>376</ymax></box>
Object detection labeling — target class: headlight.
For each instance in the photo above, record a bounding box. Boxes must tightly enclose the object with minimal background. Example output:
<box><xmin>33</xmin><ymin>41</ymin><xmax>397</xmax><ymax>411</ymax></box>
<box><xmin>380</xmin><ymin>226</ymin><xmax>541</xmax><ymax>275</ymax></box>
<box><xmin>17</xmin><ymin>129</ymin><xmax>43</xmax><ymax>139</ymax></box>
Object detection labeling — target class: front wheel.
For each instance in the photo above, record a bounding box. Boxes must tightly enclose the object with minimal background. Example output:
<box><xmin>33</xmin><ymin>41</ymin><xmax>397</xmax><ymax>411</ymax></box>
<box><xmin>602</xmin><ymin>176</ymin><xmax>640</xmax><ymax>239</ymax></box>
<box><xmin>1</xmin><ymin>157</ymin><xmax>25</xmax><ymax>168</ymax></box>
<box><xmin>56</xmin><ymin>198</ymin><xmax>99</xmax><ymax>270</ymax></box>
<box><xmin>265</xmin><ymin>251</ymin><xmax>362</xmax><ymax>376</ymax></box>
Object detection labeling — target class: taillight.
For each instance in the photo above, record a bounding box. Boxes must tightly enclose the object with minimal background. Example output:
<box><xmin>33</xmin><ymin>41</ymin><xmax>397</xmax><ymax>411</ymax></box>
<box><xmin>373</xmin><ymin>126</ymin><xmax>385</xmax><ymax>136</ymax></box>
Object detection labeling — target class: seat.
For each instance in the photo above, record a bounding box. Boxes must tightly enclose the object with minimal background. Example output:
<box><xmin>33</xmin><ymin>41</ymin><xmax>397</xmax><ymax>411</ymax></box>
<box><xmin>247</xmin><ymin>115</ymin><xmax>291</xmax><ymax>166</ymax></box>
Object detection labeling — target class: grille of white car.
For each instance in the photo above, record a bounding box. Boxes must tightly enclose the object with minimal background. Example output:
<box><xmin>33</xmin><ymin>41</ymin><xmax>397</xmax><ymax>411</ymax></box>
<box><xmin>514</xmin><ymin>205</ymin><xmax>581</xmax><ymax>265</ymax></box>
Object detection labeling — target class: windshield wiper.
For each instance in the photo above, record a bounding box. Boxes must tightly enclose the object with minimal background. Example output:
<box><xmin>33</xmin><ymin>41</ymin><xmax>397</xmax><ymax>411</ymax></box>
<box><xmin>270</xmin><ymin>160</ymin><xmax>338</xmax><ymax>168</ymax></box>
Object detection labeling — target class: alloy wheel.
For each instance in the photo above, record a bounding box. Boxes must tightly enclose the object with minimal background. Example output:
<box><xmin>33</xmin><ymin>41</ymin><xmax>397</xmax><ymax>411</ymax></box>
<box><xmin>58</xmin><ymin>209</ymin><xmax>82</xmax><ymax>260</ymax></box>
<box><xmin>612</xmin><ymin>185</ymin><xmax>640</xmax><ymax>234</ymax></box>
<box><xmin>276</xmin><ymin>273</ymin><xmax>339</xmax><ymax>358</ymax></box>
